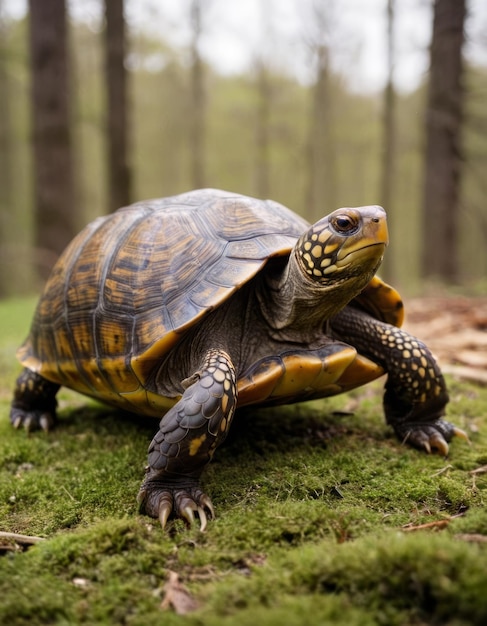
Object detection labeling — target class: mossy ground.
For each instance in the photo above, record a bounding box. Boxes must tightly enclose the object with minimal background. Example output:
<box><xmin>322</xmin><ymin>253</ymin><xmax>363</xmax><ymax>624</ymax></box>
<box><xmin>0</xmin><ymin>297</ymin><xmax>486</xmax><ymax>625</ymax></box>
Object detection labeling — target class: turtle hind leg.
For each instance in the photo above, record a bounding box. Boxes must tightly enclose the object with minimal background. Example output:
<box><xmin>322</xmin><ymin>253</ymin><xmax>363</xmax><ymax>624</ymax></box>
<box><xmin>10</xmin><ymin>368</ymin><xmax>60</xmax><ymax>432</ymax></box>
<box><xmin>138</xmin><ymin>348</ymin><xmax>237</xmax><ymax>531</ymax></box>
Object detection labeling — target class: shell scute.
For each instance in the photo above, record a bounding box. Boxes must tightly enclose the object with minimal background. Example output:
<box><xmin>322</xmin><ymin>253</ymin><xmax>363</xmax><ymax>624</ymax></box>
<box><xmin>186</xmin><ymin>280</ymin><xmax>232</xmax><ymax>309</ymax></box>
<box><xmin>205</xmin><ymin>258</ymin><xmax>263</xmax><ymax>288</ymax></box>
<box><xmin>165</xmin><ymin>294</ymin><xmax>207</xmax><ymax>334</ymax></box>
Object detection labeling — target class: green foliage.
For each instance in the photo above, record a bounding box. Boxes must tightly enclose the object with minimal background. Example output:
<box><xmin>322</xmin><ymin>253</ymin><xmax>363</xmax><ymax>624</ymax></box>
<box><xmin>1</xmin><ymin>297</ymin><xmax>487</xmax><ymax>625</ymax></box>
<box><xmin>1</xmin><ymin>15</ymin><xmax>487</xmax><ymax>296</ymax></box>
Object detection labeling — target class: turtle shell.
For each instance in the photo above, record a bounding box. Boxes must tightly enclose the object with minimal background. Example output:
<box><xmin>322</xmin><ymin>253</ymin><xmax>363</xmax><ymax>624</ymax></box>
<box><xmin>18</xmin><ymin>189</ymin><xmax>403</xmax><ymax>414</ymax></box>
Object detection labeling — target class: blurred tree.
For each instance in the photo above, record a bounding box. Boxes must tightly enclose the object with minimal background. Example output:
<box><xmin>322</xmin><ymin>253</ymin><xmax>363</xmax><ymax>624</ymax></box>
<box><xmin>189</xmin><ymin>0</ymin><xmax>206</xmax><ymax>188</ymax></box>
<box><xmin>0</xmin><ymin>0</ymin><xmax>13</xmax><ymax>296</ymax></box>
<box><xmin>304</xmin><ymin>1</ymin><xmax>337</xmax><ymax>221</ymax></box>
<box><xmin>29</xmin><ymin>0</ymin><xmax>76</xmax><ymax>280</ymax></box>
<box><xmin>71</xmin><ymin>20</ymin><xmax>106</xmax><ymax>225</ymax></box>
<box><xmin>253</xmin><ymin>0</ymin><xmax>273</xmax><ymax>200</ymax></box>
<box><xmin>1</xmin><ymin>0</ymin><xmax>485</xmax><ymax>298</ymax></box>
<box><xmin>254</xmin><ymin>60</ymin><xmax>271</xmax><ymax>200</ymax></box>
<box><xmin>104</xmin><ymin>0</ymin><xmax>132</xmax><ymax>212</ymax></box>
<box><xmin>460</xmin><ymin>65</ymin><xmax>487</xmax><ymax>283</ymax></box>
<box><xmin>132</xmin><ymin>49</ymin><xmax>189</xmax><ymax>198</ymax></box>
<box><xmin>422</xmin><ymin>0</ymin><xmax>466</xmax><ymax>283</ymax></box>
<box><xmin>379</xmin><ymin>0</ymin><xmax>397</xmax><ymax>283</ymax></box>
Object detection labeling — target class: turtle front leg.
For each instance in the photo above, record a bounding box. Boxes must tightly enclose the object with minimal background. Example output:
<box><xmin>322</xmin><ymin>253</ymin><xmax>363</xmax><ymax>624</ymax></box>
<box><xmin>332</xmin><ymin>308</ymin><xmax>468</xmax><ymax>456</ymax></box>
<box><xmin>10</xmin><ymin>368</ymin><xmax>60</xmax><ymax>432</ymax></box>
<box><xmin>137</xmin><ymin>349</ymin><xmax>237</xmax><ymax>531</ymax></box>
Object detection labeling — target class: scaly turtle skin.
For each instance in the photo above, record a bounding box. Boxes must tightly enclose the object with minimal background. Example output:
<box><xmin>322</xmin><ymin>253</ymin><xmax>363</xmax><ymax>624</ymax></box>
<box><xmin>10</xmin><ymin>189</ymin><xmax>467</xmax><ymax>530</ymax></box>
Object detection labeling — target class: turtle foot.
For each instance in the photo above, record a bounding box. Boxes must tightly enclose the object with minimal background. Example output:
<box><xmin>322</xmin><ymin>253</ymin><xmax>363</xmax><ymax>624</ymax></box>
<box><xmin>10</xmin><ymin>369</ymin><xmax>59</xmax><ymax>432</ymax></box>
<box><xmin>396</xmin><ymin>420</ymin><xmax>469</xmax><ymax>457</ymax></box>
<box><xmin>138</xmin><ymin>472</ymin><xmax>215</xmax><ymax>532</ymax></box>
<box><xmin>10</xmin><ymin>405</ymin><xmax>56</xmax><ymax>433</ymax></box>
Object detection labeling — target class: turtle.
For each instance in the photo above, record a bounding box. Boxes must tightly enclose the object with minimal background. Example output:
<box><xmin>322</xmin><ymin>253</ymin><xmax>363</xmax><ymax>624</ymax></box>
<box><xmin>11</xmin><ymin>188</ymin><xmax>467</xmax><ymax>531</ymax></box>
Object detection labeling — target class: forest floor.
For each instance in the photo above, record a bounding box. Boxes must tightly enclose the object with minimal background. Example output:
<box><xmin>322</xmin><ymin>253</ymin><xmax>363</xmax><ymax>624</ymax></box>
<box><xmin>404</xmin><ymin>295</ymin><xmax>487</xmax><ymax>384</ymax></box>
<box><xmin>0</xmin><ymin>295</ymin><xmax>486</xmax><ymax>626</ymax></box>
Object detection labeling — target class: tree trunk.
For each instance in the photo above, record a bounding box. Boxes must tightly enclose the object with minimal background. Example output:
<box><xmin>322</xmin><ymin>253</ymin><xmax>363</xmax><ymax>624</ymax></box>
<box><xmin>189</xmin><ymin>0</ymin><xmax>206</xmax><ymax>189</ymax></box>
<box><xmin>255</xmin><ymin>61</ymin><xmax>271</xmax><ymax>199</ymax></box>
<box><xmin>421</xmin><ymin>0</ymin><xmax>466</xmax><ymax>283</ymax></box>
<box><xmin>379</xmin><ymin>0</ymin><xmax>396</xmax><ymax>283</ymax></box>
<box><xmin>104</xmin><ymin>0</ymin><xmax>131</xmax><ymax>212</ymax></box>
<box><xmin>305</xmin><ymin>44</ymin><xmax>336</xmax><ymax>222</ymax></box>
<box><xmin>0</xmin><ymin>3</ymin><xmax>13</xmax><ymax>296</ymax></box>
<box><xmin>28</xmin><ymin>0</ymin><xmax>76</xmax><ymax>280</ymax></box>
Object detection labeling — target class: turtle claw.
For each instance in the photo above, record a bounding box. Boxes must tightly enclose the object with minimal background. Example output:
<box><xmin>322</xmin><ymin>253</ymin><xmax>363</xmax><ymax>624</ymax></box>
<box><xmin>421</xmin><ymin>439</ymin><xmax>432</xmax><ymax>455</ymax></box>
<box><xmin>138</xmin><ymin>477</ymin><xmax>215</xmax><ymax>531</ymax></box>
<box><xmin>10</xmin><ymin>408</ymin><xmax>56</xmax><ymax>433</ymax></box>
<box><xmin>406</xmin><ymin>428</ymin><xmax>449</xmax><ymax>457</ymax></box>
<box><xmin>182</xmin><ymin>505</ymin><xmax>196</xmax><ymax>526</ymax></box>
<box><xmin>200</xmin><ymin>495</ymin><xmax>215</xmax><ymax>520</ymax></box>
<box><xmin>181</xmin><ymin>505</ymin><xmax>208</xmax><ymax>532</ymax></box>
<box><xmin>158</xmin><ymin>499</ymin><xmax>173</xmax><ymax>530</ymax></box>
<box><xmin>197</xmin><ymin>507</ymin><xmax>208</xmax><ymax>532</ymax></box>
<box><xmin>428</xmin><ymin>433</ymin><xmax>449</xmax><ymax>457</ymax></box>
<box><xmin>453</xmin><ymin>426</ymin><xmax>470</xmax><ymax>443</ymax></box>
<box><xmin>398</xmin><ymin>419</ymin><xmax>465</xmax><ymax>457</ymax></box>
<box><xmin>23</xmin><ymin>415</ymin><xmax>36</xmax><ymax>433</ymax></box>
<box><xmin>39</xmin><ymin>412</ymin><xmax>55</xmax><ymax>433</ymax></box>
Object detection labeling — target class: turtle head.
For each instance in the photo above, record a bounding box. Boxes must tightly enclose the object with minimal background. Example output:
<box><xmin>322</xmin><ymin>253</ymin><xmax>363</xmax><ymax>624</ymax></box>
<box><xmin>296</xmin><ymin>206</ymin><xmax>388</xmax><ymax>290</ymax></box>
<box><xmin>259</xmin><ymin>205</ymin><xmax>389</xmax><ymax>335</ymax></box>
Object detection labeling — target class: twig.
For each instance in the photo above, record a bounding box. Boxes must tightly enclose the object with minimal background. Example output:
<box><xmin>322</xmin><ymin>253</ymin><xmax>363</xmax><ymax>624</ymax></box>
<box><xmin>431</xmin><ymin>464</ymin><xmax>453</xmax><ymax>477</ymax></box>
<box><xmin>0</xmin><ymin>531</ymin><xmax>45</xmax><ymax>545</ymax></box>
<box><xmin>61</xmin><ymin>485</ymin><xmax>77</xmax><ymax>501</ymax></box>
<box><xmin>402</xmin><ymin>519</ymin><xmax>451</xmax><ymax>532</ymax></box>
<box><xmin>402</xmin><ymin>511</ymin><xmax>466</xmax><ymax>533</ymax></box>
<box><xmin>455</xmin><ymin>533</ymin><xmax>487</xmax><ymax>543</ymax></box>
<box><xmin>469</xmin><ymin>465</ymin><xmax>487</xmax><ymax>476</ymax></box>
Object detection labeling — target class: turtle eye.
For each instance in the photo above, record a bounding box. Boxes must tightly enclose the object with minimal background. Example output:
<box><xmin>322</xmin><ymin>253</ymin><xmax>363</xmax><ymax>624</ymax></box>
<box><xmin>332</xmin><ymin>214</ymin><xmax>358</xmax><ymax>234</ymax></box>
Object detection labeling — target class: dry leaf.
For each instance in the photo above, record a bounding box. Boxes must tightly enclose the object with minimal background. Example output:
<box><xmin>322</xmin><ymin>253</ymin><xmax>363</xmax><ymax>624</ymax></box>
<box><xmin>72</xmin><ymin>577</ymin><xmax>92</xmax><ymax>589</ymax></box>
<box><xmin>160</xmin><ymin>570</ymin><xmax>200</xmax><ymax>615</ymax></box>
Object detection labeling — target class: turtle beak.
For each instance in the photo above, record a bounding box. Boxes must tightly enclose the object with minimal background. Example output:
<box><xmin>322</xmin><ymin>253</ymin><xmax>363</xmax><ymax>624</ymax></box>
<box><xmin>365</xmin><ymin>206</ymin><xmax>388</xmax><ymax>247</ymax></box>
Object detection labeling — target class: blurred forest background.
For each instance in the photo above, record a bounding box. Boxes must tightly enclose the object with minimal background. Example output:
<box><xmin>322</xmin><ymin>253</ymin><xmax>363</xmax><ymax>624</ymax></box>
<box><xmin>0</xmin><ymin>0</ymin><xmax>486</xmax><ymax>299</ymax></box>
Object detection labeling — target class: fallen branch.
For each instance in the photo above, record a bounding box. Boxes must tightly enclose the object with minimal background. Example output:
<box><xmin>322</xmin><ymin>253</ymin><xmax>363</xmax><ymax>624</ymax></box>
<box><xmin>0</xmin><ymin>531</ymin><xmax>45</xmax><ymax>545</ymax></box>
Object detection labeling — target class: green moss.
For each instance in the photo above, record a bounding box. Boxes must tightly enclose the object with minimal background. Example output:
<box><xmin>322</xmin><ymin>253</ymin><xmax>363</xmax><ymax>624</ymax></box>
<box><xmin>200</xmin><ymin>533</ymin><xmax>487</xmax><ymax>625</ymax></box>
<box><xmin>1</xmin><ymin>297</ymin><xmax>487</xmax><ymax>625</ymax></box>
